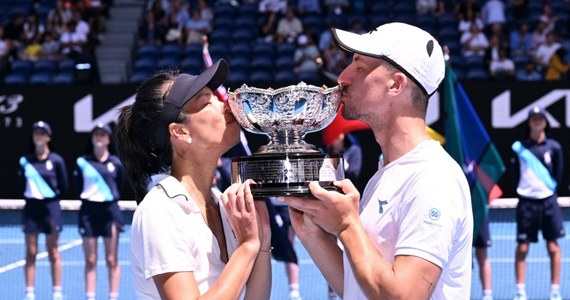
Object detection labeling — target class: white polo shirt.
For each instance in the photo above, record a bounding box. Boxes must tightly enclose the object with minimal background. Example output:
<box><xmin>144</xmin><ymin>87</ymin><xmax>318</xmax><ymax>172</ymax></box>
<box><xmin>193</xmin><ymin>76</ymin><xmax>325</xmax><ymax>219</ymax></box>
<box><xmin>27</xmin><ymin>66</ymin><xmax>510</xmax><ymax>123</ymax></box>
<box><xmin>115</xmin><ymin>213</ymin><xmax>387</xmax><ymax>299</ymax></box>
<box><xmin>343</xmin><ymin>140</ymin><xmax>473</xmax><ymax>299</ymax></box>
<box><xmin>131</xmin><ymin>176</ymin><xmax>242</xmax><ymax>299</ymax></box>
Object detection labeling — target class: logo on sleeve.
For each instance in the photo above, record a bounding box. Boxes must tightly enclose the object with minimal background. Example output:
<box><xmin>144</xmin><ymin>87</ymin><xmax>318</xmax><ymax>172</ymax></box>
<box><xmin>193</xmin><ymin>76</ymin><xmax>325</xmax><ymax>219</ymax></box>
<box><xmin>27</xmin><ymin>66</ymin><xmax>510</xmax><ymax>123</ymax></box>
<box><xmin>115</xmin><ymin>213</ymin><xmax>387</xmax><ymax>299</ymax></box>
<box><xmin>429</xmin><ymin>208</ymin><xmax>441</xmax><ymax>220</ymax></box>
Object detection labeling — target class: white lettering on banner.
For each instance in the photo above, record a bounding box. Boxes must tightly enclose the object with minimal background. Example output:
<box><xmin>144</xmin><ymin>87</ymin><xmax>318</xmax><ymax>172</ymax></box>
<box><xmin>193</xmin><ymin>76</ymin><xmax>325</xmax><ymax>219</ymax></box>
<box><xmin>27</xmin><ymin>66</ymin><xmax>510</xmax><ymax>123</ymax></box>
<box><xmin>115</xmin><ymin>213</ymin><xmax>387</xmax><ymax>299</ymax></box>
<box><xmin>0</xmin><ymin>94</ymin><xmax>24</xmax><ymax>114</ymax></box>
<box><xmin>73</xmin><ymin>94</ymin><xmax>136</xmax><ymax>132</ymax></box>
<box><xmin>492</xmin><ymin>89</ymin><xmax>570</xmax><ymax>128</ymax></box>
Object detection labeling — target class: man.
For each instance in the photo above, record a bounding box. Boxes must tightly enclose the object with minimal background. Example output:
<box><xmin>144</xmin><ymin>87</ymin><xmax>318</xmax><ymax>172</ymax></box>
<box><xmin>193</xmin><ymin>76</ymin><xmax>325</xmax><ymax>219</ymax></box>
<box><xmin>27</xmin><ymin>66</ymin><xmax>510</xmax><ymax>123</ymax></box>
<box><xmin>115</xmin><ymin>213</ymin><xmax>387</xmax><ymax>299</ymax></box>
<box><xmin>510</xmin><ymin>106</ymin><xmax>565</xmax><ymax>300</ymax></box>
<box><xmin>283</xmin><ymin>22</ymin><xmax>473</xmax><ymax>299</ymax></box>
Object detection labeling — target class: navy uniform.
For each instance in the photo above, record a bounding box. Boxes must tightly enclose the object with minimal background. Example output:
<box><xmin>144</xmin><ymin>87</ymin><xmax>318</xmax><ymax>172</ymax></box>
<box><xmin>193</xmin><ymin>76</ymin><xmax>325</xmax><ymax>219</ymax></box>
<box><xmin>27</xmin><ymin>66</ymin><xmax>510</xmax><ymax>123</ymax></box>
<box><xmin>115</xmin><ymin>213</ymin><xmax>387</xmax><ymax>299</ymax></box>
<box><xmin>18</xmin><ymin>122</ymin><xmax>68</xmax><ymax>235</ymax></box>
<box><xmin>74</xmin><ymin>126</ymin><xmax>126</xmax><ymax>238</ymax></box>
<box><xmin>511</xmin><ymin>108</ymin><xmax>565</xmax><ymax>243</ymax></box>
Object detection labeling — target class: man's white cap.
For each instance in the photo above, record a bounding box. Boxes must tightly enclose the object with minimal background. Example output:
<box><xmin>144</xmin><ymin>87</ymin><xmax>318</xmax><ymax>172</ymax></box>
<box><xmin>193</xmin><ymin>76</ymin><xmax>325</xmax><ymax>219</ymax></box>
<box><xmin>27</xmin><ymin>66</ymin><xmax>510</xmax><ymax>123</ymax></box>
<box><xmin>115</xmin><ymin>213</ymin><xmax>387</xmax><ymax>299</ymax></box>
<box><xmin>332</xmin><ymin>22</ymin><xmax>445</xmax><ymax>96</ymax></box>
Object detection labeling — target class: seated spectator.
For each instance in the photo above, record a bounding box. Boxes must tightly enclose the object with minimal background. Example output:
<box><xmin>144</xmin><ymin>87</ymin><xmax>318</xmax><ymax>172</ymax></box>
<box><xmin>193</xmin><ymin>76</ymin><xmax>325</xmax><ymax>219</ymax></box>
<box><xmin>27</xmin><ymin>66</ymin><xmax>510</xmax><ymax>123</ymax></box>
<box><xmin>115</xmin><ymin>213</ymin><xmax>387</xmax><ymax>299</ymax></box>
<box><xmin>71</xmin><ymin>10</ymin><xmax>91</xmax><ymax>43</ymax></box>
<box><xmin>46</xmin><ymin>13</ymin><xmax>66</xmax><ymax>40</ymax></box>
<box><xmin>276</xmin><ymin>8</ymin><xmax>303</xmax><ymax>44</ymax></box>
<box><xmin>481</xmin><ymin>0</ymin><xmax>506</xmax><ymax>29</ymax></box>
<box><xmin>21</xmin><ymin>35</ymin><xmax>43</xmax><ymax>61</ymax></box>
<box><xmin>486</xmin><ymin>22</ymin><xmax>507</xmax><ymax>44</ymax></box>
<box><xmin>458</xmin><ymin>9</ymin><xmax>484</xmax><ymax>34</ymax></box>
<box><xmin>322</xmin><ymin>39</ymin><xmax>347</xmax><ymax>76</ymax></box>
<box><xmin>318</xmin><ymin>19</ymin><xmax>336</xmax><ymax>51</ymax></box>
<box><xmin>59</xmin><ymin>20</ymin><xmax>87</xmax><ymax>59</ymax></box>
<box><xmin>148</xmin><ymin>0</ymin><xmax>166</xmax><ymax>24</ymax></box>
<box><xmin>138</xmin><ymin>10</ymin><xmax>165</xmax><ymax>45</ymax></box>
<box><xmin>509</xmin><ymin>23</ymin><xmax>533</xmax><ymax>58</ymax></box>
<box><xmin>539</xmin><ymin>4</ymin><xmax>558</xmax><ymax>34</ymax></box>
<box><xmin>457</xmin><ymin>0</ymin><xmax>481</xmax><ymax>21</ymax></box>
<box><xmin>516</xmin><ymin>61</ymin><xmax>542</xmax><ymax>80</ymax></box>
<box><xmin>259</xmin><ymin>0</ymin><xmax>288</xmax><ymax>14</ymax></box>
<box><xmin>259</xmin><ymin>12</ymin><xmax>278</xmax><ymax>43</ymax></box>
<box><xmin>534</xmin><ymin>31</ymin><xmax>561</xmax><ymax>69</ymax></box>
<box><xmin>489</xmin><ymin>48</ymin><xmax>516</xmax><ymax>80</ymax></box>
<box><xmin>41</xmin><ymin>31</ymin><xmax>61</xmax><ymax>60</ymax></box>
<box><xmin>166</xmin><ymin>0</ymin><xmax>190</xmax><ymax>27</ymax></box>
<box><xmin>197</xmin><ymin>0</ymin><xmax>213</xmax><ymax>26</ymax></box>
<box><xmin>0</xmin><ymin>26</ymin><xmax>12</xmax><ymax>75</ymax></box>
<box><xmin>416</xmin><ymin>0</ymin><xmax>437</xmax><ymax>16</ymax></box>
<box><xmin>185</xmin><ymin>9</ymin><xmax>210</xmax><ymax>44</ymax></box>
<box><xmin>461</xmin><ymin>22</ymin><xmax>489</xmax><ymax>57</ymax></box>
<box><xmin>545</xmin><ymin>48</ymin><xmax>569</xmax><ymax>80</ymax></box>
<box><xmin>23</xmin><ymin>13</ymin><xmax>45</xmax><ymax>45</ymax></box>
<box><xmin>293</xmin><ymin>34</ymin><xmax>320</xmax><ymax>73</ymax></box>
<box><xmin>531</xmin><ymin>20</ymin><xmax>552</xmax><ymax>50</ymax></box>
<box><xmin>297</xmin><ymin>0</ymin><xmax>322</xmax><ymax>15</ymax></box>
<box><xmin>4</xmin><ymin>13</ymin><xmax>26</xmax><ymax>58</ymax></box>
<box><xmin>163</xmin><ymin>11</ymin><xmax>184</xmax><ymax>45</ymax></box>
<box><xmin>48</xmin><ymin>0</ymin><xmax>73</xmax><ymax>26</ymax></box>
<box><xmin>349</xmin><ymin>19</ymin><xmax>367</xmax><ymax>34</ymax></box>
<box><xmin>83</xmin><ymin>0</ymin><xmax>111</xmax><ymax>37</ymax></box>
<box><xmin>323</xmin><ymin>0</ymin><xmax>349</xmax><ymax>15</ymax></box>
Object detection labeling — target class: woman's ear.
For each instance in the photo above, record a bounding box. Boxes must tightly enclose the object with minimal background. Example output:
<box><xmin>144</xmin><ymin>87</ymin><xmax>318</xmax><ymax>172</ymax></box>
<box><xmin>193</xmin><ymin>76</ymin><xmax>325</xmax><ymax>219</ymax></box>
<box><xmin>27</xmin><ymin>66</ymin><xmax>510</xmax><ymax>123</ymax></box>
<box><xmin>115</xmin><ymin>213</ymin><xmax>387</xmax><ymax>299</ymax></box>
<box><xmin>168</xmin><ymin>122</ymin><xmax>191</xmax><ymax>144</ymax></box>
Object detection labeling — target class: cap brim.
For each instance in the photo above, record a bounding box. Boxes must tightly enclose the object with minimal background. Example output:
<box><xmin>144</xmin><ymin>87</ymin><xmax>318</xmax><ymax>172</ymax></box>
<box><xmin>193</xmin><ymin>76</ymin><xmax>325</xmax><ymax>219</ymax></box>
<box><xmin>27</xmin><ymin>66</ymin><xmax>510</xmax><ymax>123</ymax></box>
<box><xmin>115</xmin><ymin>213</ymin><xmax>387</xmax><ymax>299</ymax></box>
<box><xmin>166</xmin><ymin>59</ymin><xmax>229</xmax><ymax>108</ymax></box>
<box><xmin>332</xmin><ymin>28</ymin><xmax>377</xmax><ymax>57</ymax></box>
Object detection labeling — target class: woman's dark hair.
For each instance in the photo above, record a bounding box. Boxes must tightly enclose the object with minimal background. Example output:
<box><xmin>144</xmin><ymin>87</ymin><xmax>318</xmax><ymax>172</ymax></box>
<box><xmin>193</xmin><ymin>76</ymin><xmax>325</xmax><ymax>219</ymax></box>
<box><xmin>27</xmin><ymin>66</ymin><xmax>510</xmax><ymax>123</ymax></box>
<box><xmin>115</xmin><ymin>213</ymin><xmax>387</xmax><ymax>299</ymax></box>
<box><xmin>114</xmin><ymin>70</ymin><xmax>187</xmax><ymax>203</ymax></box>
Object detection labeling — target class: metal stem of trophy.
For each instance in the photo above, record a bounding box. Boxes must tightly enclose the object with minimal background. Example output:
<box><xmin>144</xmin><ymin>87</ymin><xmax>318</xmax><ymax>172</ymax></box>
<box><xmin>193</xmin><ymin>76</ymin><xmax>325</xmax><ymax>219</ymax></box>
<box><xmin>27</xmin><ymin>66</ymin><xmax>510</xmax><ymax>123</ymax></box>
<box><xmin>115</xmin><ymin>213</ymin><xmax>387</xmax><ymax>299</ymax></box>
<box><xmin>228</xmin><ymin>82</ymin><xmax>345</xmax><ymax>197</ymax></box>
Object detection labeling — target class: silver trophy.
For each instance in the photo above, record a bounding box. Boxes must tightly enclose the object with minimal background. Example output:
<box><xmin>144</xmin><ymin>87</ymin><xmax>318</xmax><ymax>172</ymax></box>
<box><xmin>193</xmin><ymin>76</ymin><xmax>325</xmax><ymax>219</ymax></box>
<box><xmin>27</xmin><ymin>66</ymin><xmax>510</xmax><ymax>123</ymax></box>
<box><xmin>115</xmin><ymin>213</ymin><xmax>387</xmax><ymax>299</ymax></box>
<box><xmin>228</xmin><ymin>82</ymin><xmax>345</xmax><ymax>196</ymax></box>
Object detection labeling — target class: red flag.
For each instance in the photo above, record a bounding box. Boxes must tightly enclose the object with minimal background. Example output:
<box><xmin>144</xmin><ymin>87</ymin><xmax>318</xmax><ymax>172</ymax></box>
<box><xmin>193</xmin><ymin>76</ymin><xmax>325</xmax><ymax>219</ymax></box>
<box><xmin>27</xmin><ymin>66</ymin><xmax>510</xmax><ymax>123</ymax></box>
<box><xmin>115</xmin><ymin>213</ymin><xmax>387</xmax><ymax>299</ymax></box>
<box><xmin>203</xmin><ymin>39</ymin><xmax>228</xmax><ymax>102</ymax></box>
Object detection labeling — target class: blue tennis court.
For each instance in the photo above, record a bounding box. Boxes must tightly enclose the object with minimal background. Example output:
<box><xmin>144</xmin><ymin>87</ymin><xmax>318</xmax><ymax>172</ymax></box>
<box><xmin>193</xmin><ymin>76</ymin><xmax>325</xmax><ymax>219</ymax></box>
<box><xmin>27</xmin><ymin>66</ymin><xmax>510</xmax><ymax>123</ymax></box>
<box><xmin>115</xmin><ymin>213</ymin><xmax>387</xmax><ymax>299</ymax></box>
<box><xmin>1</xmin><ymin>208</ymin><xmax>568</xmax><ymax>300</ymax></box>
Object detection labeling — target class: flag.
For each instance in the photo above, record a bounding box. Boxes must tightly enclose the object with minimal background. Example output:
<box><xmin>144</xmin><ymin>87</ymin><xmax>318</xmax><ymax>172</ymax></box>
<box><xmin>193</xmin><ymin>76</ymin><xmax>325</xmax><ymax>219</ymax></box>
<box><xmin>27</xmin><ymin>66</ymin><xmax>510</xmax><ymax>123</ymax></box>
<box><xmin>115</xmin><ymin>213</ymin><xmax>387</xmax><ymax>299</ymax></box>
<box><xmin>443</xmin><ymin>62</ymin><xmax>506</xmax><ymax>238</ymax></box>
<box><xmin>322</xmin><ymin>103</ymin><xmax>370</xmax><ymax>146</ymax></box>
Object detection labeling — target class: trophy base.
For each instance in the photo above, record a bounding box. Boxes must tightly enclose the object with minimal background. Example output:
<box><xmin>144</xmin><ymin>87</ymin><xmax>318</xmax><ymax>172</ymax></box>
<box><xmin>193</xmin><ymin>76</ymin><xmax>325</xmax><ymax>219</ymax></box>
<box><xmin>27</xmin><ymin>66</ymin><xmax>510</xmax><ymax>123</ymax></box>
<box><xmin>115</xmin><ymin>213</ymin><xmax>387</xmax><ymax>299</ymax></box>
<box><xmin>231</xmin><ymin>152</ymin><xmax>344</xmax><ymax>197</ymax></box>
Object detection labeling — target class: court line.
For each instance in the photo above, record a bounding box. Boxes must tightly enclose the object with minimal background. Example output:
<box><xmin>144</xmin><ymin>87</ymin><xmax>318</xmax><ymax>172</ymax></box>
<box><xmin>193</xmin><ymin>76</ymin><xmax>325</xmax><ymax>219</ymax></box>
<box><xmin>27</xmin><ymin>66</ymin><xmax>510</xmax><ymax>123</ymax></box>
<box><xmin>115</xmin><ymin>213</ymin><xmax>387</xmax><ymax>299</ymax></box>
<box><xmin>0</xmin><ymin>239</ymin><xmax>83</xmax><ymax>274</ymax></box>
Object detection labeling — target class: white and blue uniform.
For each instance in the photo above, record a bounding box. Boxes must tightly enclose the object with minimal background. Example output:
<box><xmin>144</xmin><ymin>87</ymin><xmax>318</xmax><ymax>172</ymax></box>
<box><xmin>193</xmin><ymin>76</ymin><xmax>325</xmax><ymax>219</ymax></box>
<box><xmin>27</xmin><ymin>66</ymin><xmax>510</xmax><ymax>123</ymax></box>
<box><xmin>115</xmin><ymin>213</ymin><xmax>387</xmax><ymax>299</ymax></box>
<box><xmin>511</xmin><ymin>137</ymin><xmax>565</xmax><ymax>242</ymax></box>
<box><xmin>18</xmin><ymin>152</ymin><xmax>68</xmax><ymax>234</ymax></box>
<box><xmin>74</xmin><ymin>153</ymin><xmax>125</xmax><ymax>237</ymax></box>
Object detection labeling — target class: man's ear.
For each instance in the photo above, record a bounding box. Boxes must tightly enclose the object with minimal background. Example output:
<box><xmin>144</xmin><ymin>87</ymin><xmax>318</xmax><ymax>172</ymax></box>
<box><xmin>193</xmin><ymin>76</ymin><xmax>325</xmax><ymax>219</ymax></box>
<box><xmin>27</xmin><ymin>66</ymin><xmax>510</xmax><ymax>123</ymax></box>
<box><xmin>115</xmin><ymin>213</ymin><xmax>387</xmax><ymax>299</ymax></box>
<box><xmin>388</xmin><ymin>72</ymin><xmax>408</xmax><ymax>96</ymax></box>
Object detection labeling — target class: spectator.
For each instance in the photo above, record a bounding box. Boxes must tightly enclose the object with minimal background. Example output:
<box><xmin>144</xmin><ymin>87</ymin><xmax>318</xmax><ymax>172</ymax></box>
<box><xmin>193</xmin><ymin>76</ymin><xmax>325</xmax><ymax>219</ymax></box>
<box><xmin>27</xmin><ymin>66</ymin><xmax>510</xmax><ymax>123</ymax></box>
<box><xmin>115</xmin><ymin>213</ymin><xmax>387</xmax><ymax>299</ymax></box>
<box><xmin>545</xmin><ymin>48</ymin><xmax>569</xmax><ymax>80</ymax></box>
<box><xmin>184</xmin><ymin>9</ymin><xmax>210</xmax><ymax>44</ymax></box>
<box><xmin>138</xmin><ymin>10</ymin><xmax>165</xmax><ymax>46</ymax></box>
<box><xmin>457</xmin><ymin>0</ymin><xmax>481</xmax><ymax>21</ymax></box>
<box><xmin>534</xmin><ymin>31</ymin><xmax>561</xmax><ymax>69</ymax></box>
<box><xmin>197</xmin><ymin>0</ymin><xmax>213</xmax><ymax>25</ymax></box>
<box><xmin>510</xmin><ymin>106</ymin><xmax>565</xmax><ymax>300</ymax></box>
<box><xmin>489</xmin><ymin>48</ymin><xmax>516</xmax><ymax>80</ymax></box>
<box><xmin>461</xmin><ymin>21</ymin><xmax>489</xmax><ymax>57</ymax></box>
<box><xmin>148</xmin><ymin>0</ymin><xmax>166</xmax><ymax>25</ymax></box>
<box><xmin>516</xmin><ymin>61</ymin><xmax>542</xmax><ymax>80</ymax></box>
<box><xmin>259</xmin><ymin>12</ymin><xmax>278</xmax><ymax>43</ymax></box>
<box><xmin>318</xmin><ymin>19</ymin><xmax>336</xmax><ymax>51</ymax></box>
<box><xmin>458</xmin><ymin>9</ymin><xmax>484</xmax><ymax>34</ymax></box>
<box><xmin>323</xmin><ymin>0</ymin><xmax>350</xmax><ymax>15</ymax></box>
<box><xmin>46</xmin><ymin>13</ymin><xmax>67</xmax><ymax>40</ymax></box>
<box><xmin>322</xmin><ymin>40</ymin><xmax>348</xmax><ymax>76</ymax></box>
<box><xmin>83</xmin><ymin>0</ymin><xmax>111</xmax><ymax>38</ymax></box>
<box><xmin>4</xmin><ymin>13</ymin><xmax>26</xmax><ymax>58</ymax></box>
<box><xmin>539</xmin><ymin>4</ymin><xmax>558</xmax><ymax>34</ymax></box>
<box><xmin>165</xmin><ymin>0</ymin><xmax>190</xmax><ymax>27</ymax></box>
<box><xmin>258</xmin><ymin>0</ymin><xmax>288</xmax><ymax>14</ymax></box>
<box><xmin>486</xmin><ymin>22</ymin><xmax>508</xmax><ymax>44</ymax></box>
<box><xmin>41</xmin><ymin>31</ymin><xmax>61</xmax><ymax>60</ymax></box>
<box><xmin>416</xmin><ymin>0</ymin><xmax>438</xmax><ymax>15</ymax></box>
<box><xmin>0</xmin><ymin>26</ymin><xmax>11</xmax><ymax>75</ymax></box>
<box><xmin>293</xmin><ymin>34</ymin><xmax>320</xmax><ymax>73</ymax></box>
<box><xmin>59</xmin><ymin>20</ymin><xmax>87</xmax><ymax>59</ymax></box>
<box><xmin>276</xmin><ymin>8</ymin><xmax>303</xmax><ymax>44</ymax></box>
<box><xmin>48</xmin><ymin>0</ymin><xmax>73</xmax><ymax>26</ymax></box>
<box><xmin>163</xmin><ymin>11</ymin><xmax>184</xmax><ymax>45</ymax></box>
<box><xmin>297</xmin><ymin>0</ymin><xmax>322</xmax><ymax>15</ymax></box>
<box><xmin>510</xmin><ymin>23</ymin><xmax>533</xmax><ymax>59</ymax></box>
<box><xmin>481</xmin><ymin>0</ymin><xmax>506</xmax><ymax>29</ymax></box>
<box><xmin>21</xmin><ymin>35</ymin><xmax>43</xmax><ymax>61</ymax></box>
<box><xmin>531</xmin><ymin>20</ymin><xmax>552</xmax><ymax>50</ymax></box>
<box><xmin>23</xmin><ymin>13</ymin><xmax>45</xmax><ymax>45</ymax></box>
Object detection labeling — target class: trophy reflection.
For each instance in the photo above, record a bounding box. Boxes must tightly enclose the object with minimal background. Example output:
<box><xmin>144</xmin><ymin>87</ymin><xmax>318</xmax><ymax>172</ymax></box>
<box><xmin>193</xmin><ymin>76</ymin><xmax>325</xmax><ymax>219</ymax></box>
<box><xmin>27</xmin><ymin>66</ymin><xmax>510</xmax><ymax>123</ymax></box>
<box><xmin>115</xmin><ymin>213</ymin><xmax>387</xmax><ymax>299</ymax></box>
<box><xmin>228</xmin><ymin>82</ymin><xmax>345</xmax><ymax>196</ymax></box>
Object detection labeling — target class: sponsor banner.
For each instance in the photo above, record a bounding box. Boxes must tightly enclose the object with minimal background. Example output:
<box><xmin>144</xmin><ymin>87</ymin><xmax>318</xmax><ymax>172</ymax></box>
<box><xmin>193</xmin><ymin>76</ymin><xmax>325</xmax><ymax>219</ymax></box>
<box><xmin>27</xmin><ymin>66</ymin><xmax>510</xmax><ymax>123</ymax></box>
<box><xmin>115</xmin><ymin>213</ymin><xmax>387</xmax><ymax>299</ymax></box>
<box><xmin>0</xmin><ymin>82</ymin><xmax>568</xmax><ymax>199</ymax></box>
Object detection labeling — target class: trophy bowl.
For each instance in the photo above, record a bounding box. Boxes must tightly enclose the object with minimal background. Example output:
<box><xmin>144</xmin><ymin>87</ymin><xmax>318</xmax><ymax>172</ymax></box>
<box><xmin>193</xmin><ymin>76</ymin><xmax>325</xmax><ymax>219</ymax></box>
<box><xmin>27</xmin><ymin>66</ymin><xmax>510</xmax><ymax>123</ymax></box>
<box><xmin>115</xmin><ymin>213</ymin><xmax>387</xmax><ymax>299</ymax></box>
<box><xmin>228</xmin><ymin>82</ymin><xmax>345</xmax><ymax>197</ymax></box>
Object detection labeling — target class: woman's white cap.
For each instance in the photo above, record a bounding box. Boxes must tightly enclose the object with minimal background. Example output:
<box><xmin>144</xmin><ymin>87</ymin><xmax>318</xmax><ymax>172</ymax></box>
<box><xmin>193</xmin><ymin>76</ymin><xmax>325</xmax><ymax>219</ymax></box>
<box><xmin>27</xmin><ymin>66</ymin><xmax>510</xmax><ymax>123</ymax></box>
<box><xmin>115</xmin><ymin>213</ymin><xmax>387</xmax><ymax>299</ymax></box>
<box><xmin>332</xmin><ymin>22</ymin><xmax>445</xmax><ymax>96</ymax></box>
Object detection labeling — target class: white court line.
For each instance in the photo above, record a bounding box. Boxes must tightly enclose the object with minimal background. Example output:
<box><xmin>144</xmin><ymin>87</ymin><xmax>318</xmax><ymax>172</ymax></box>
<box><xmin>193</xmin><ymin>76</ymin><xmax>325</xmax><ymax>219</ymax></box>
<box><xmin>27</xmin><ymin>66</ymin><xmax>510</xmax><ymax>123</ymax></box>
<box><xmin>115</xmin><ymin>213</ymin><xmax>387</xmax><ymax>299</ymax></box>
<box><xmin>0</xmin><ymin>239</ymin><xmax>83</xmax><ymax>274</ymax></box>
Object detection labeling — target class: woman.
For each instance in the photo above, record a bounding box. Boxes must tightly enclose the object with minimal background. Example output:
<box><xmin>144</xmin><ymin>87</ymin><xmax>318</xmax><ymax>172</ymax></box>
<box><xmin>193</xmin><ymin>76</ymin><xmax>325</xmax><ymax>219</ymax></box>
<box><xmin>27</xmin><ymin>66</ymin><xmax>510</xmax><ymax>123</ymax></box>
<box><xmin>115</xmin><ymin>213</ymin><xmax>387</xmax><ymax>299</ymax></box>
<box><xmin>73</xmin><ymin>123</ymin><xmax>125</xmax><ymax>300</ymax></box>
<box><xmin>18</xmin><ymin>121</ymin><xmax>68</xmax><ymax>300</ymax></box>
<box><xmin>114</xmin><ymin>59</ymin><xmax>271</xmax><ymax>299</ymax></box>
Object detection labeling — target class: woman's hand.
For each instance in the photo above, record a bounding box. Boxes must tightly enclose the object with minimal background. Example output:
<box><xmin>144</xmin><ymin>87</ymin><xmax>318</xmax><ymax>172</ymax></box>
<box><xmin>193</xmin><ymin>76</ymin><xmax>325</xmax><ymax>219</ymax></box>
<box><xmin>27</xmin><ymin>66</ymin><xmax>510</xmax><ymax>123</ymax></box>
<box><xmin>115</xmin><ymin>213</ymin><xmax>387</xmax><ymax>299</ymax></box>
<box><xmin>221</xmin><ymin>180</ymin><xmax>260</xmax><ymax>250</ymax></box>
